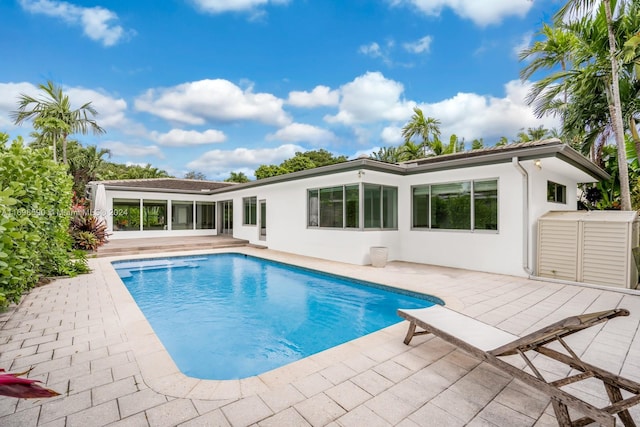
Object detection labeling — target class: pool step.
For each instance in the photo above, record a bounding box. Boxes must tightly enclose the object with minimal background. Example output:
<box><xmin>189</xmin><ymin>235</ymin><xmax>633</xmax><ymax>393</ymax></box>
<box><xmin>94</xmin><ymin>236</ymin><xmax>250</xmax><ymax>258</ymax></box>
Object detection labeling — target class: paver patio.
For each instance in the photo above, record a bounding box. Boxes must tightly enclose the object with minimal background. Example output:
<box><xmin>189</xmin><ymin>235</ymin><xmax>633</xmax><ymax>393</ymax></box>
<box><xmin>0</xmin><ymin>246</ymin><xmax>639</xmax><ymax>426</ymax></box>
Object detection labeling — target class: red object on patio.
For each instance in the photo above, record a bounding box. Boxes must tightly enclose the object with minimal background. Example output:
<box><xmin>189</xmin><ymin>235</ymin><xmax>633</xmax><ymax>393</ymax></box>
<box><xmin>0</xmin><ymin>369</ymin><xmax>60</xmax><ymax>398</ymax></box>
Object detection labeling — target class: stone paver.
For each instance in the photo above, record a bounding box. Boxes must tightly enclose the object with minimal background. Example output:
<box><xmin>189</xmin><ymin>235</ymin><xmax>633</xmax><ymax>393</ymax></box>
<box><xmin>0</xmin><ymin>247</ymin><xmax>638</xmax><ymax>426</ymax></box>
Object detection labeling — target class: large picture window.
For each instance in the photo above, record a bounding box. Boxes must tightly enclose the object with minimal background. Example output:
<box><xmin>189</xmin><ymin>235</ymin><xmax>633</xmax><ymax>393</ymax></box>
<box><xmin>412</xmin><ymin>179</ymin><xmax>498</xmax><ymax>231</ymax></box>
<box><xmin>474</xmin><ymin>180</ymin><xmax>498</xmax><ymax>230</ymax></box>
<box><xmin>363</xmin><ymin>184</ymin><xmax>397</xmax><ymax>229</ymax></box>
<box><xmin>196</xmin><ymin>202</ymin><xmax>215</xmax><ymax>229</ymax></box>
<box><xmin>320</xmin><ymin>187</ymin><xmax>344</xmax><ymax>228</ymax></box>
<box><xmin>243</xmin><ymin>197</ymin><xmax>257</xmax><ymax>225</ymax></box>
<box><xmin>431</xmin><ymin>182</ymin><xmax>471</xmax><ymax>230</ymax></box>
<box><xmin>143</xmin><ymin>200</ymin><xmax>167</xmax><ymax>231</ymax></box>
<box><xmin>113</xmin><ymin>198</ymin><xmax>140</xmax><ymax>231</ymax></box>
<box><xmin>171</xmin><ymin>201</ymin><xmax>194</xmax><ymax>230</ymax></box>
<box><xmin>307</xmin><ymin>184</ymin><xmax>397</xmax><ymax>230</ymax></box>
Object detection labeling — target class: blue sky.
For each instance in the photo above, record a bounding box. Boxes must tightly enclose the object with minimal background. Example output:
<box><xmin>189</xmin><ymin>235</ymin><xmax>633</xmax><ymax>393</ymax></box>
<box><xmin>1</xmin><ymin>0</ymin><xmax>563</xmax><ymax>180</ymax></box>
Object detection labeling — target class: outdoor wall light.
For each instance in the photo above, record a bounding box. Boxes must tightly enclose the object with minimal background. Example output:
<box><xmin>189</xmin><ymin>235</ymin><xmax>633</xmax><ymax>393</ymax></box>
<box><xmin>358</xmin><ymin>170</ymin><xmax>365</xmax><ymax>178</ymax></box>
<box><xmin>534</xmin><ymin>159</ymin><xmax>542</xmax><ymax>170</ymax></box>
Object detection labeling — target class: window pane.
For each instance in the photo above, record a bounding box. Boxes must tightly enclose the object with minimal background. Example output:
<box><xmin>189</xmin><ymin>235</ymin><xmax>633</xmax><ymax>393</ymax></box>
<box><xmin>364</xmin><ymin>184</ymin><xmax>381</xmax><ymax>228</ymax></box>
<box><xmin>474</xmin><ymin>180</ymin><xmax>498</xmax><ymax>230</ymax></box>
<box><xmin>243</xmin><ymin>197</ymin><xmax>257</xmax><ymax>225</ymax></box>
<box><xmin>345</xmin><ymin>185</ymin><xmax>359</xmax><ymax>228</ymax></box>
<box><xmin>196</xmin><ymin>202</ymin><xmax>215</xmax><ymax>229</ymax></box>
<box><xmin>431</xmin><ymin>182</ymin><xmax>471</xmax><ymax>230</ymax></box>
<box><xmin>171</xmin><ymin>201</ymin><xmax>194</xmax><ymax>230</ymax></box>
<box><xmin>308</xmin><ymin>189</ymin><xmax>319</xmax><ymax>227</ymax></box>
<box><xmin>113</xmin><ymin>198</ymin><xmax>140</xmax><ymax>231</ymax></box>
<box><xmin>412</xmin><ymin>186</ymin><xmax>429</xmax><ymax>228</ymax></box>
<box><xmin>143</xmin><ymin>200</ymin><xmax>167</xmax><ymax>231</ymax></box>
<box><xmin>319</xmin><ymin>187</ymin><xmax>343</xmax><ymax>228</ymax></box>
<box><xmin>547</xmin><ymin>181</ymin><xmax>566</xmax><ymax>204</ymax></box>
<box><xmin>382</xmin><ymin>186</ymin><xmax>398</xmax><ymax>229</ymax></box>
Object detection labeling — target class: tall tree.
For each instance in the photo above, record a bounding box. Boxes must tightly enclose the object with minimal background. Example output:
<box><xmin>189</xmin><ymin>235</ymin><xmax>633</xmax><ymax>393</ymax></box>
<box><xmin>556</xmin><ymin>0</ymin><xmax>632</xmax><ymax>210</ymax></box>
<box><xmin>401</xmin><ymin>107</ymin><xmax>441</xmax><ymax>157</ymax></box>
<box><xmin>184</xmin><ymin>171</ymin><xmax>207</xmax><ymax>180</ymax></box>
<box><xmin>225</xmin><ymin>172</ymin><xmax>250</xmax><ymax>183</ymax></box>
<box><xmin>520</xmin><ymin>23</ymin><xmax>578</xmax><ymax>123</ymax></box>
<box><xmin>11</xmin><ymin>81</ymin><xmax>105</xmax><ymax>165</ymax></box>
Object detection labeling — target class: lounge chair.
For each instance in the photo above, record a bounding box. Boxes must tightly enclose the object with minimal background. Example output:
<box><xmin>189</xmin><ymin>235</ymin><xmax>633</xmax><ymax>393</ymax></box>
<box><xmin>398</xmin><ymin>305</ymin><xmax>640</xmax><ymax>427</ymax></box>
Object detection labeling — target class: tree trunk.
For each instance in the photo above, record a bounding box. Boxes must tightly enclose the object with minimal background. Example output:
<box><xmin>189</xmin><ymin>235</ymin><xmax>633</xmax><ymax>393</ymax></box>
<box><xmin>604</xmin><ymin>0</ymin><xmax>632</xmax><ymax>210</ymax></box>
<box><xmin>62</xmin><ymin>133</ymin><xmax>68</xmax><ymax>165</ymax></box>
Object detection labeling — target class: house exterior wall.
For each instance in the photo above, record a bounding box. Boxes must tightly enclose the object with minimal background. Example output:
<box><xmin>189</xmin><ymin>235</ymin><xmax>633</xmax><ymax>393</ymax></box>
<box><xmin>217</xmin><ymin>169</ymin><xmax>404</xmax><ymax>265</ymax></box>
<box><xmin>399</xmin><ymin>162</ymin><xmax>525</xmax><ymax>277</ymax></box>
<box><xmin>100</xmin><ymin>154</ymin><xmax>597</xmax><ymax>278</ymax></box>
<box><xmin>106</xmin><ymin>190</ymin><xmax>218</xmax><ymax>239</ymax></box>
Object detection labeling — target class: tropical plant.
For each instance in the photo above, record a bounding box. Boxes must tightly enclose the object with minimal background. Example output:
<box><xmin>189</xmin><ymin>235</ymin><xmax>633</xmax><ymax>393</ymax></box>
<box><xmin>11</xmin><ymin>81</ymin><xmax>105</xmax><ymax>165</ymax></box>
<box><xmin>69</xmin><ymin>211</ymin><xmax>109</xmax><ymax>251</ymax></box>
<box><xmin>513</xmin><ymin>126</ymin><xmax>553</xmax><ymax>143</ymax></box>
<box><xmin>370</xmin><ymin>146</ymin><xmax>400</xmax><ymax>163</ymax></box>
<box><xmin>471</xmin><ymin>138</ymin><xmax>484</xmax><ymax>150</ymax></box>
<box><xmin>401</xmin><ymin>107</ymin><xmax>441</xmax><ymax>157</ymax></box>
<box><xmin>398</xmin><ymin>140</ymin><xmax>425</xmax><ymax>161</ymax></box>
<box><xmin>524</xmin><ymin>1</ymin><xmax>635</xmax><ymax>210</ymax></box>
<box><xmin>225</xmin><ymin>172</ymin><xmax>250</xmax><ymax>183</ymax></box>
<box><xmin>431</xmin><ymin>134</ymin><xmax>464</xmax><ymax>155</ymax></box>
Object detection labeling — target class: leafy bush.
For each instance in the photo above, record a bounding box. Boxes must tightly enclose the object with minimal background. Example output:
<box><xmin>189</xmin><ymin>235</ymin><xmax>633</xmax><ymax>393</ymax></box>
<box><xmin>69</xmin><ymin>212</ymin><xmax>109</xmax><ymax>251</ymax></box>
<box><xmin>0</xmin><ymin>134</ymin><xmax>87</xmax><ymax>307</ymax></box>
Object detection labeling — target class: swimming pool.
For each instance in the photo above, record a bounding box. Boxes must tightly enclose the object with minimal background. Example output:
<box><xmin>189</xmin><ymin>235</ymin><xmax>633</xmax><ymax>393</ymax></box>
<box><xmin>113</xmin><ymin>253</ymin><xmax>442</xmax><ymax>380</ymax></box>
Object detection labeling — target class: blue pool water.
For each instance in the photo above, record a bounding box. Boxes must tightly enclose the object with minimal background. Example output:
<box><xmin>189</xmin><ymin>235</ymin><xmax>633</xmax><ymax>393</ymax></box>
<box><xmin>113</xmin><ymin>253</ymin><xmax>442</xmax><ymax>380</ymax></box>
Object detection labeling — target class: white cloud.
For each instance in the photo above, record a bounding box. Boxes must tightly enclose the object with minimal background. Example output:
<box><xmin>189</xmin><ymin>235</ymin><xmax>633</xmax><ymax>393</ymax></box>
<box><xmin>287</xmin><ymin>86</ymin><xmax>339</xmax><ymax>108</ymax></box>
<box><xmin>189</xmin><ymin>0</ymin><xmax>289</xmax><ymax>14</ymax></box>
<box><xmin>99</xmin><ymin>141</ymin><xmax>164</xmax><ymax>159</ymax></box>
<box><xmin>513</xmin><ymin>31</ymin><xmax>533</xmax><ymax>58</ymax></box>
<box><xmin>418</xmin><ymin>80</ymin><xmax>560</xmax><ymax>141</ymax></box>
<box><xmin>150</xmin><ymin>129</ymin><xmax>227</xmax><ymax>147</ymax></box>
<box><xmin>187</xmin><ymin>144</ymin><xmax>303</xmax><ymax>175</ymax></box>
<box><xmin>403</xmin><ymin>35</ymin><xmax>433</xmax><ymax>54</ymax></box>
<box><xmin>18</xmin><ymin>0</ymin><xmax>133</xmax><ymax>46</ymax></box>
<box><xmin>267</xmin><ymin>123</ymin><xmax>337</xmax><ymax>145</ymax></box>
<box><xmin>325</xmin><ymin>72</ymin><xmax>415</xmax><ymax>125</ymax></box>
<box><xmin>380</xmin><ymin>126</ymin><xmax>403</xmax><ymax>144</ymax></box>
<box><xmin>0</xmin><ymin>82</ymin><xmax>39</xmax><ymax>129</ymax></box>
<box><xmin>135</xmin><ymin>79</ymin><xmax>291</xmax><ymax>126</ymax></box>
<box><xmin>359</xmin><ymin>42</ymin><xmax>383</xmax><ymax>58</ymax></box>
<box><xmin>389</xmin><ymin>0</ymin><xmax>533</xmax><ymax>26</ymax></box>
<box><xmin>65</xmin><ymin>87</ymin><xmax>128</xmax><ymax>130</ymax></box>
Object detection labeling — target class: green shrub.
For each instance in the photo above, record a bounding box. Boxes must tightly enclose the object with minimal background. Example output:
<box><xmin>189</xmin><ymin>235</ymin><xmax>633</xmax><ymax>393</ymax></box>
<box><xmin>0</xmin><ymin>133</ymin><xmax>86</xmax><ymax>307</ymax></box>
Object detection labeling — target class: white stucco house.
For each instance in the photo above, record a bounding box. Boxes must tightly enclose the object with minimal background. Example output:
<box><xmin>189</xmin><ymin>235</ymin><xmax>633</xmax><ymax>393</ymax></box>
<box><xmin>88</xmin><ymin>139</ymin><xmax>609</xmax><ymax>278</ymax></box>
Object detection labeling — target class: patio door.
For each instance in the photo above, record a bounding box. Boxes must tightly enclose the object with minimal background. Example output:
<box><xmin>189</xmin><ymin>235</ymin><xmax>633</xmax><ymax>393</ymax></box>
<box><xmin>219</xmin><ymin>200</ymin><xmax>233</xmax><ymax>235</ymax></box>
<box><xmin>259</xmin><ymin>200</ymin><xmax>266</xmax><ymax>240</ymax></box>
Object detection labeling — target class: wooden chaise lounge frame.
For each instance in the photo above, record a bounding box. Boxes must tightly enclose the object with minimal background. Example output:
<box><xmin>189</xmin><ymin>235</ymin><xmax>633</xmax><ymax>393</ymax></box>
<box><xmin>398</xmin><ymin>306</ymin><xmax>640</xmax><ymax>427</ymax></box>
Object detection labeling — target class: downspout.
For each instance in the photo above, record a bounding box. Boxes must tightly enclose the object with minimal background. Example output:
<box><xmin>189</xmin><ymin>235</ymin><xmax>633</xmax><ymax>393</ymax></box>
<box><xmin>512</xmin><ymin>157</ymin><xmax>534</xmax><ymax>276</ymax></box>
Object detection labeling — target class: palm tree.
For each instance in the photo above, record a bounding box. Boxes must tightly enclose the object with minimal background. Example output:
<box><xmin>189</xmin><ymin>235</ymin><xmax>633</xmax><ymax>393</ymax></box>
<box><xmin>398</xmin><ymin>140</ymin><xmax>425</xmax><ymax>161</ymax></box>
<box><xmin>12</xmin><ymin>81</ymin><xmax>105</xmax><ymax>165</ymax></box>
<box><xmin>556</xmin><ymin>0</ymin><xmax>632</xmax><ymax>210</ymax></box>
<box><xmin>370</xmin><ymin>146</ymin><xmax>400</xmax><ymax>163</ymax></box>
<box><xmin>401</xmin><ymin>107</ymin><xmax>441</xmax><ymax>157</ymax></box>
<box><xmin>520</xmin><ymin>23</ymin><xmax>577</xmax><ymax>123</ymax></box>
